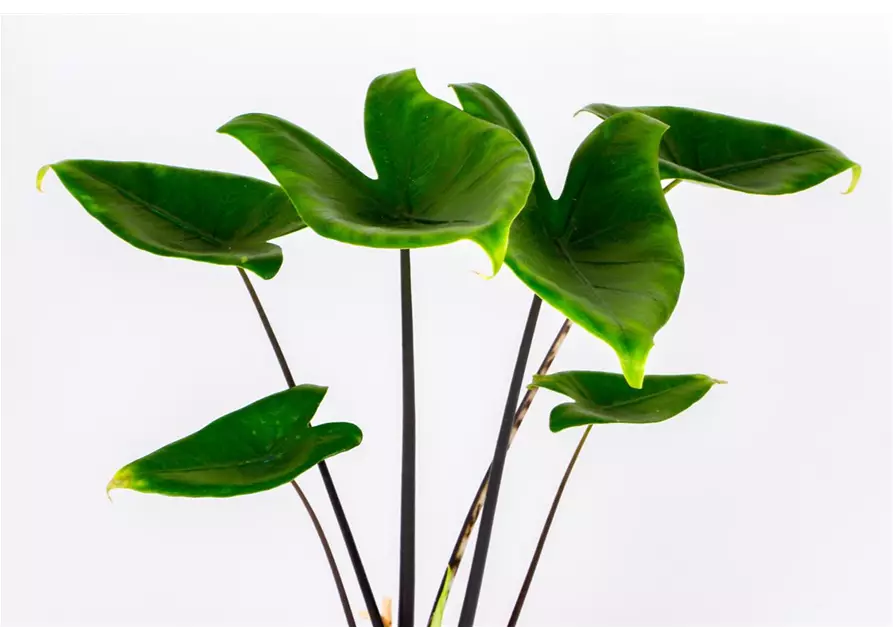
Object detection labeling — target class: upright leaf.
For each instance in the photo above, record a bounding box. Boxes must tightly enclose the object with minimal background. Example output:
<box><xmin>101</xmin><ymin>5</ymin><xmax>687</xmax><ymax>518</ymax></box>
<box><xmin>531</xmin><ymin>371</ymin><xmax>723</xmax><ymax>432</ymax></box>
<box><xmin>454</xmin><ymin>84</ymin><xmax>684</xmax><ymax>387</ymax></box>
<box><xmin>581</xmin><ymin>104</ymin><xmax>860</xmax><ymax>195</ymax></box>
<box><xmin>107</xmin><ymin>385</ymin><xmax>362</xmax><ymax>498</ymax></box>
<box><xmin>218</xmin><ymin>68</ymin><xmax>535</xmax><ymax>274</ymax></box>
<box><xmin>38</xmin><ymin>161</ymin><xmax>305</xmax><ymax>279</ymax></box>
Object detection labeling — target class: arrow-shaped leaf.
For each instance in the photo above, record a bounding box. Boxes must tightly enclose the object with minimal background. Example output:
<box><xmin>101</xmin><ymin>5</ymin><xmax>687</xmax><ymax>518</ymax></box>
<box><xmin>580</xmin><ymin>104</ymin><xmax>860</xmax><ymax>195</ymax></box>
<box><xmin>38</xmin><ymin>161</ymin><xmax>305</xmax><ymax>279</ymax></box>
<box><xmin>219</xmin><ymin>68</ymin><xmax>535</xmax><ymax>274</ymax></box>
<box><xmin>453</xmin><ymin>83</ymin><xmax>684</xmax><ymax>387</ymax></box>
<box><xmin>107</xmin><ymin>385</ymin><xmax>361</xmax><ymax>498</ymax></box>
<box><xmin>531</xmin><ymin>371</ymin><xmax>723</xmax><ymax>432</ymax></box>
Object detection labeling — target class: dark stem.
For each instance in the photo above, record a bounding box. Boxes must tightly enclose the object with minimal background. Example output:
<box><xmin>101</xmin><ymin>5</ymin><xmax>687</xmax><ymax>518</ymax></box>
<box><xmin>398</xmin><ymin>249</ymin><xmax>416</xmax><ymax>627</ymax></box>
<box><xmin>290</xmin><ymin>480</ymin><xmax>356</xmax><ymax>627</ymax></box>
<box><xmin>458</xmin><ymin>294</ymin><xmax>543</xmax><ymax>626</ymax></box>
<box><xmin>237</xmin><ymin>267</ymin><xmax>383</xmax><ymax>628</ymax></box>
<box><xmin>507</xmin><ymin>424</ymin><xmax>593</xmax><ymax>627</ymax></box>
<box><xmin>426</xmin><ymin>319</ymin><xmax>572</xmax><ymax>626</ymax></box>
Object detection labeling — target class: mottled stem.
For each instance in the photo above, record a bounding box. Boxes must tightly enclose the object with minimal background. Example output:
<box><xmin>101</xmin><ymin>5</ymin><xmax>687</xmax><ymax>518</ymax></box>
<box><xmin>427</xmin><ymin>318</ymin><xmax>572</xmax><ymax>626</ymax></box>
<box><xmin>458</xmin><ymin>295</ymin><xmax>543</xmax><ymax>626</ymax></box>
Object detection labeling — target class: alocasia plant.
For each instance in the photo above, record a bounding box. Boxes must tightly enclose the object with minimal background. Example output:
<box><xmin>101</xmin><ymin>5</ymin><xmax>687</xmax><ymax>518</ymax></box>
<box><xmin>38</xmin><ymin>67</ymin><xmax>858</xmax><ymax>627</ymax></box>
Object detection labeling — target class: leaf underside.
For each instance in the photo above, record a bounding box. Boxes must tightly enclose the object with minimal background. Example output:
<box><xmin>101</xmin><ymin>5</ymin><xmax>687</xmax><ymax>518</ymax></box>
<box><xmin>39</xmin><ymin>160</ymin><xmax>305</xmax><ymax>279</ymax></box>
<box><xmin>581</xmin><ymin>104</ymin><xmax>860</xmax><ymax>195</ymax></box>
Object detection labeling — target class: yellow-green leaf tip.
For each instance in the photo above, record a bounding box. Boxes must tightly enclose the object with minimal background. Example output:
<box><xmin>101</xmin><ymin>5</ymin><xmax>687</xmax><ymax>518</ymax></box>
<box><xmin>106</xmin><ymin>467</ymin><xmax>134</xmax><ymax>498</ymax></box>
<box><xmin>843</xmin><ymin>164</ymin><xmax>861</xmax><ymax>195</ymax></box>
<box><xmin>36</xmin><ymin>164</ymin><xmax>53</xmax><ymax>192</ymax></box>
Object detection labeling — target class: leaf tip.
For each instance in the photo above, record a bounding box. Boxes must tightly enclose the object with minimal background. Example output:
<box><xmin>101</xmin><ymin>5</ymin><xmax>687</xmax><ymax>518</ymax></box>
<box><xmin>619</xmin><ymin>350</ymin><xmax>649</xmax><ymax>390</ymax></box>
<box><xmin>842</xmin><ymin>164</ymin><xmax>861</xmax><ymax>195</ymax></box>
<box><xmin>36</xmin><ymin>164</ymin><xmax>53</xmax><ymax>192</ymax></box>
<box><xmin>106</xmin><ymin>467</ymin><xmax>134</xmax><ymax>498</ymax></box>
<box><xmin>711</xmin><ymin>377</ymin><xmax>728</xmax><ymax>386</ymax></box>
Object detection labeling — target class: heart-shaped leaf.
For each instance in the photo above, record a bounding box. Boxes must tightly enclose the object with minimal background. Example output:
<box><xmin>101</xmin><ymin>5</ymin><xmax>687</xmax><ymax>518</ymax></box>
<box><xmin>38</xmin><ymin>161</ymin><xmax>305</xmax><ymax>279</ymax></box>
<box><xmin>580</xmin><ymin>104</ymin><xmax>860</xmax><ymax>195</ymax></box>
<box><xmin>106</xmin><ymin>385</ymin><xmax>361</xmax><ymax>498</ymax></box>
<box><xmin>531</xmin><ymin>371</ymin><xmax>723</xmax><ymax>432</ymax></box>
<box><xmin>218</xmin><ymin>69</ymin><xmax>535</xmax><ymax>274</ymax></box>
<box><xmin>453</xmin><ymin>84</ymin><xmax>684</xmax><ymax>388</ymax></box>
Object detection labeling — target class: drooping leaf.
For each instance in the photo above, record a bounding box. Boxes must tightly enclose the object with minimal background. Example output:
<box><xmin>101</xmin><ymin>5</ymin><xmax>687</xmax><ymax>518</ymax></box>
<box><xmin>580</xmin><ymin>104</ymin><xmax>860</xmax><ymax>195</ymax></box>
<box><xmin>107</xmin><ymin>385</ymin><xmax>361</xmax><ymax>498</ymax></box>
<box><xmin>453</xmin><ymin>84</ymin><xmax>683</xmax><ymax>387</ymax></box>
<box><xmin>218</xmin><ymin>68</ymin><xmax>535</xmax><ymax>274</ymax></box>
<box><xmin>38</xmin><ymin>161</ymin><xmax>305</xmax><ymax>279</ymax></box>
<box><xmin>531</xmin><ymin>371</ymin><xmax>723</xmax><ymax>432</ymax></box>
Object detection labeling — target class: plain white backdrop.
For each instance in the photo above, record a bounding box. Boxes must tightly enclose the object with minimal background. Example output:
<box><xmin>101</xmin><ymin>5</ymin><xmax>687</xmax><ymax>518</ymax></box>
<box><xmin>1</xmin><ymin>13</ymin><xmax>891</xmax><ymax>626</ymax></box>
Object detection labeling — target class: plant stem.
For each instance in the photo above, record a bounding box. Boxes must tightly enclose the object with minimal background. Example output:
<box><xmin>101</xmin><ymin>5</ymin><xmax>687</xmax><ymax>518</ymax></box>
<box><xmin>458</xmin><ymin>294</ymin><xmax>543</xmax><ymax>626</ymax></box>
<box><xmin>663</xmin><ymin>178</ymin><xmax>682</xmax><ymax>193</ymax></box>
<box><xmin>507</xmin><ymin>425</ymin><xmax>593</xmax><ymax>626</ymax></box>
<box><xmin>290</xmin><ymin>480</ymin><xmax>356</xmax><ymax>627</ymax></box>
<box><xmin>427</xmin><ymin>318</ymin><xmax>572</xmax><ymax>626</ymax></box>
<box><xmin>237</xmin><ymin>267</ymin><xmax>383</xmax><ymax>628</ymax></box>
<box><xmin>398</xmin><ymin>249</ymin><xmax>416</xmax><ymax>627</ymax></box>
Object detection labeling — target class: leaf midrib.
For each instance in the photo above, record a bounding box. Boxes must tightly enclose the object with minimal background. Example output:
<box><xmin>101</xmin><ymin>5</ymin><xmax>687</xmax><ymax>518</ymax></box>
<box><xmin>78</xmin><ymin>168</ymin><xmax>230</xmax><ymax>248</ymax></box>
<box><xmin>671</xmin><ymin>147</ymin><xmax>838</xmax><ymax>180</ymax></box>
<box><xmin>577</xmin><ymin>381</ymin><xmax>702</xmax><ymax>412</ymax></box>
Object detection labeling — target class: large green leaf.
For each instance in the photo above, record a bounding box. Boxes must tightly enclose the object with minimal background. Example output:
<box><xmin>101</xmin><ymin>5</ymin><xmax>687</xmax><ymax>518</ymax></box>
<box><xmin>218</xmin><ymin>69</ymin><xmax>535</xmax><ymax>274</ymax></box>
<box><xmin>106</xmin><ymin>385</ymin><xmax>361</xmax><ymax>498</ymax></box>
<box><xmin>581</xmin><ymin>104</ymin><xmax>860</xmax><ymax>195</ymax></box>
<box><xmin>37</xmin><ymin>161</ymin><xmax>305</xmax><ymax>279</ymax></box>
<box><xmin>453</xmin><ymin>84</ymin><xmax>683</xmax><ymax>388</ymax></box>
<box><xmin>531</xmin><ymin>371</ymin><xmax>722</xmax><ymax>432</ymax></box>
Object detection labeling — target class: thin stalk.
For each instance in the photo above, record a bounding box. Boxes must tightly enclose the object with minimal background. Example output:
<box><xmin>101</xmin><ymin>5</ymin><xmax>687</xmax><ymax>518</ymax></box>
<box><xmin>435</xmin><ymin>179</ymin><xmax>681</xmax><ymax>625</ymax></box>
<box><xmin>427</xmin><ymin>318</ymin><xmax>572</xmax><ymax>626</ymax></box>
<box><xmin>663</xmin><ymin>178</ymin><xmax>682</xmax><ymax>193</ymax></box>
<box><xmin>398</xmin><ymin>248</ymin><xmax>416</xmax><ymax>627</ymax></box>
<box><xmin>507</xmin><ymin>425</ymin><xmax>593</xmax><ymax>626</ymax></box>
<box><xmin>458</xmin><ymin>294</ymin><xmax>543</xmax><ymax>626</ymax></box>
<box><xmin>290</xmin><ymin>480</ymin><xmax>356</xmax><ymax>627</ymax></box>
<box><xmin>237</xmin><ymin>268</ymin><xmax>383</xmax><ymax>628</ymax></box>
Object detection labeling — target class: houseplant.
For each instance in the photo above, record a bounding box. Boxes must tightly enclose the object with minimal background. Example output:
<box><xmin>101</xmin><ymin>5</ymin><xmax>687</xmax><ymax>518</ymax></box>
<box><xmin>38</xmin><ymin>67</ymin><xmax>859</xmax><ymax>626</ymax></box>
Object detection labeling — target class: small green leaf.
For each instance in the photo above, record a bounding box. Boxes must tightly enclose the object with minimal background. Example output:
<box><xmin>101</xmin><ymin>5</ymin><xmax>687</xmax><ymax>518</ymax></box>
<box><xmin>580</xmin><ymin>104</ymin><xmax>860</xmax><ymax>195</ymax></box>
<box><xmin>531</xmin><ymin>371</ymin><xmax>723</xmax><ymax>432</ymax></box>
<box><xmin>107</xmin><ymin>385</ymin><xmax>361</xmax><ymax>498</ymax></box>
<box><xmin>453</xmin><ymin>84</ymin><xmax>684</xmax><ymax>387</ymax></box>
<box><xmin>218</xmin><ymin>68</ymin><xmax>534</xmax><ymax>274</ymax></box>
<box><xmin>39</xmin><ymin>161</ymin><xmax>305</xmax><ymax>279</ymax></box>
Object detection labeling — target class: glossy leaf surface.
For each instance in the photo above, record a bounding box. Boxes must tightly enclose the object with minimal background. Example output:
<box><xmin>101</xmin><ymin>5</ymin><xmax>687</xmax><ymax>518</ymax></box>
<box><xmin>454</xmin><ymin>84</ymin><xmax>683</xmax><ymax>387</ymax></box>
<box><xmin>531</xmin><ymin>371</ymin><xmax>722</xmax><ymax>432</ymax></box>
<box><xmin>107</xmin><ymin>385</ymin><xmax>361</xmax><ymax>498</ymax></box>
<box><xmin>581</xmin><ymin>104</ymin><xmax>860</xmax><ymax>195</ymax></box>
<box><xmin>38</xmin><ymin>161</ymin><xmax>304</xmax><ymax>279</ymax></box>
<box><xmin>219</xmin><ymin>69</ymin><xmax>534</xmax><ymax>274</ymax></box>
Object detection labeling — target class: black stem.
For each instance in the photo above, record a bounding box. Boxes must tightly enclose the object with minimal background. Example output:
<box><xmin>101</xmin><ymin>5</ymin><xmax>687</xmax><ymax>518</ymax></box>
<box><xmin>507</xmin><ymin>424</ymin><xmax>593</xmax><ymax>626</ymax></box>
<box><xmin>290</xmin><ymin>480</ymin><xmax>356</xmax><ymax>627</ymax></box>
<box><xmin>398</xmin><ymin>249</ymin><xmax>416</xmax><ymax>627</ymax></box>
<box><xmin>237</xmin><ymin>267</ymin><xmax>383</xmax><ymax>628</ymax></box>
<box><xmin>458</xmin><ymin>294</ymin><xmax>543</xmax><ymax>626</ymax></box>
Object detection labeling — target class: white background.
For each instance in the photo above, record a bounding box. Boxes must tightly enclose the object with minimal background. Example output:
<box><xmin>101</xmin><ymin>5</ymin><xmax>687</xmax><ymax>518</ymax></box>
<box><xmin>1</xmin><ymin>14</ymin><xmax>890</xmax><ymax>626</ymax></box>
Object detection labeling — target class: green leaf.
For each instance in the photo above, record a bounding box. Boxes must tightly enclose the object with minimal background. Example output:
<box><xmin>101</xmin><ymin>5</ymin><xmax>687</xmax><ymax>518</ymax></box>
<box><xmin>106</xmin><ymin>385</ymin><xmax>361</xmax><ymax>498</ymax></box>
<box><xmin>580</xmin><ymin>104</ymin><xmax>860</xmax><ymax>195</ymax></box>
<box><xmin>38</xmin><ymin>160</ymin><xmax>305</xmax><ymax>279</ymax></box>
<box><xmin>453</xmin><ymin>84</ymin><xmax>684</xmax><ymax>387</ymax></box>
<box><xmin>531</xmin><ymin>371</ymin><xmax>723</xmax><ymax>432</ymax></box>
<box><xmin>218</xmin><ymin>68</ymin><xmax>535</xmax><ymax>274</ymax></box>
